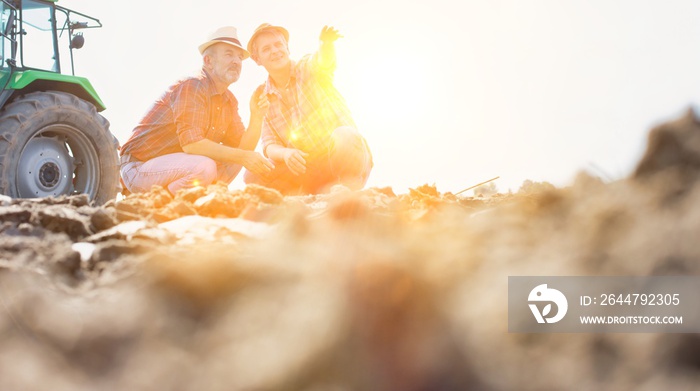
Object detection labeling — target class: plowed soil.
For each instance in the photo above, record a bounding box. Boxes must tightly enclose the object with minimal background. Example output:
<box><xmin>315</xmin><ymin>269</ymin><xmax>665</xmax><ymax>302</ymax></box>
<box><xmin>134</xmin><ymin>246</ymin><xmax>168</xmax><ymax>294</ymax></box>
<box><xmin>1</xmin><ymin>110</ymin><xmax>700</xmax><ymax>391</ymax></box>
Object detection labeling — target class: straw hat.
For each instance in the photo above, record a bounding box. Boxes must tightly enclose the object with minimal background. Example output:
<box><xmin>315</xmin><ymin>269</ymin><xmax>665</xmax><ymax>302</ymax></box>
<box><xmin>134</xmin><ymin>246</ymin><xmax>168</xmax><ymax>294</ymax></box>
<box><xmin>247</xmin><ymin>23</ymin><xmax>289</xmax><ymax>55</ymax></box>
<box><xmin>198</xmin><ymin>26</ymin><xmax>250</xmax><ymax>59</ymax></box>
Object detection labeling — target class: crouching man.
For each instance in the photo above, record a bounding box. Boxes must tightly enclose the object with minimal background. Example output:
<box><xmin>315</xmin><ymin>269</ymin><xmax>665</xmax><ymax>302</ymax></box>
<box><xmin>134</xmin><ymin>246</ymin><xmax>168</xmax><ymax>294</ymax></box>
<box><xmin>244</xmin><ymin>23</ymin><xmax>372</xmax><ymax>195</ymax></box>
<box><xmin>120</xmin><ymin>26</ymin><xmax>274</xmax><ymax>195</ymax></box>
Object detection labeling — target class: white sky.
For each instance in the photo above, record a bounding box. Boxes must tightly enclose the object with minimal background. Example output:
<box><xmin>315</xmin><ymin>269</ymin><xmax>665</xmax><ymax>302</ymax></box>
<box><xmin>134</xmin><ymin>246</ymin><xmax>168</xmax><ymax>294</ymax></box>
<box><xmin>59</xmin><ymin>0</ymin><xmax>700</xmax><ymax>193</ymax></box>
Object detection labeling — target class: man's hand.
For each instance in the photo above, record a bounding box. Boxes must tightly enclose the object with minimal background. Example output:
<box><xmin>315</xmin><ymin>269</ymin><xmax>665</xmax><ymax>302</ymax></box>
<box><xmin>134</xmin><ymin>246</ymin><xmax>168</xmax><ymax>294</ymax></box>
<box><xmin>282</xmin><ymin>148</ymin><xmax>309</xmax><ymax>176</ymax></box>
<box><xmin>250</xmin><ymin>85</ymin><xmax>270</xmax><ymax>120</ymax></box>
<box><xmin>242</xmin><ymin>150</ymin><xmax>275</xmax><ymax>177</ymax></box>
<box><xmin>319</xmin><ymin>25</ymin><xmax>342</xmax><ymax>44</ymax></box>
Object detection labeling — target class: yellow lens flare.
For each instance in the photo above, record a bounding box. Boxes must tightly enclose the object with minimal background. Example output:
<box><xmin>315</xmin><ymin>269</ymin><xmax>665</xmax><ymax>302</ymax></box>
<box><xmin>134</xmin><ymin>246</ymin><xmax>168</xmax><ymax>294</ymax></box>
<box><xmin>290</xmin><ymin>102</ymin><xmax>344</xmax><ymax>147</ymax></box>
<box><xmin>192</xmin><ymin>179</ymin><xmax>201</xmax><ymax>187</ymax></box>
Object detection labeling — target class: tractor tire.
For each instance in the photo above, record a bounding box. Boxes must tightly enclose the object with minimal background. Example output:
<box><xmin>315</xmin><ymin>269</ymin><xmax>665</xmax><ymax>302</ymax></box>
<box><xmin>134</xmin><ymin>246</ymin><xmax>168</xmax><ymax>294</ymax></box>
<box><xmin>0</xmin><ymin>91</ymin><xmax>120</xmax><ymax>205</ymax></box>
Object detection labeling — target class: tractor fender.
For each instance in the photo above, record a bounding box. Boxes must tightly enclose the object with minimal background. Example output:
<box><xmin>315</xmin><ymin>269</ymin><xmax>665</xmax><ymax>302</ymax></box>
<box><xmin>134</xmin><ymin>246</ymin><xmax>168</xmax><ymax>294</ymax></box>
<box><xmin>5</xmin><ymin>70</ymin><xmax>106</xmax><ymax>111</ymax></box>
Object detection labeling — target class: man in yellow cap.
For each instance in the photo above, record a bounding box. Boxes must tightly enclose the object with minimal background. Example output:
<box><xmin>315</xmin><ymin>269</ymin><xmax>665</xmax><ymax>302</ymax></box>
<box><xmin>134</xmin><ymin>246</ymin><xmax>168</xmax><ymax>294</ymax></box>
<box><xmin>244</xmin><ymin>24</ymin><xmax>372</xmax><ymax>195</ymax></box>
<box><xmin>119</xmin><ymin>26</ymin><xmax>274</xmax><ymax>195</ymax></box>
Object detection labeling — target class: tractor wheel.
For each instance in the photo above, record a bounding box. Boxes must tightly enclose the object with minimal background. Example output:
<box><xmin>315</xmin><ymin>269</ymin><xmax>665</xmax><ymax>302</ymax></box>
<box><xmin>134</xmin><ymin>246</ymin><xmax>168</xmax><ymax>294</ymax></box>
<box><xmin>0</xmin><ymin>91</ymin><xmax>120</xmax><ymax>205</ymax></box>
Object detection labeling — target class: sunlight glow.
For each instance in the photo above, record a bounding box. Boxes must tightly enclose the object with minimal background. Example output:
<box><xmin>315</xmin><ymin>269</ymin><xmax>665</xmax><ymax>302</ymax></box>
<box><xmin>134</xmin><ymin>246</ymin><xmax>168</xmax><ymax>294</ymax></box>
<box><xmin>63</xmin><ymin>0</ymin><xmax>700</xmax><ymax>193</ymax></box>
<box><xmin>339</xmin><ymin>57</ymin><xmax>428</xmax><ymax>129</ymax></box>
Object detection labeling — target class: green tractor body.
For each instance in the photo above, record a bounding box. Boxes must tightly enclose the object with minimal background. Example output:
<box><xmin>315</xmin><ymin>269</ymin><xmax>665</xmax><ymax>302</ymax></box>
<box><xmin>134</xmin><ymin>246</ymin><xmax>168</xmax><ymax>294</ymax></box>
<box><xmin>0</xmin><ymin>0</ymin><xmax>119</xmax><ymax>204</ymax></box>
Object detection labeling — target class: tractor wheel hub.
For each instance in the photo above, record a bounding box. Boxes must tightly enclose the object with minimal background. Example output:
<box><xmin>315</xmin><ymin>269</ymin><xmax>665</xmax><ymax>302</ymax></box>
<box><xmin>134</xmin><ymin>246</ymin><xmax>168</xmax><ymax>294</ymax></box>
<box><xmin>17</xmin><ymin>136</ymin><xmax>75</xmax><ymax>197</ymax></box>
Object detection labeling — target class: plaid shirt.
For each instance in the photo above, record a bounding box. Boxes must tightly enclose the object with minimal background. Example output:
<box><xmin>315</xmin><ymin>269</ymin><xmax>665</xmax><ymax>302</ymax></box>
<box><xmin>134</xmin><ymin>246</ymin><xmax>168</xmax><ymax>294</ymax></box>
<box><xmin>260</xmin><ymin>52</ymin><xmax>355</xmax><ymax>159</ymax></box>
<box><xmin>120</xmin><ymin>68</ymin><xmax>246</xmax><ymax>162</ymax></box>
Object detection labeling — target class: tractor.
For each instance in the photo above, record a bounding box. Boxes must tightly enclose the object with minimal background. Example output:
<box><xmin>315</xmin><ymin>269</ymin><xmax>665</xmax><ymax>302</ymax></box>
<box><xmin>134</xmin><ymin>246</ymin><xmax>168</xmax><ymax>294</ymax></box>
<box><xmin>0</xmin><ymin>0</ymin><xmax>119</xmax><ymax>204</ymax></box>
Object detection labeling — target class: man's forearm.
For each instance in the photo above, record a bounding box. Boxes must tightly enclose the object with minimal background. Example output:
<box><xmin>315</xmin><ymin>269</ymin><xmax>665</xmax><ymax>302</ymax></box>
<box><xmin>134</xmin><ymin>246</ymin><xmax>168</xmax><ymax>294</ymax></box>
<box><xmin>182</xmin><ymin>138</ymin><xmax>252</xmax><ymax>165</ymax></box>
<box><xmin>318</xmin><ymin>26</ymin><xmax>341</xmax><ymax>68</ymax></box>
<box><xmin>265</xmin><ymin>144</ymin><xmax>289</xmax><ymax>163</ymax></box>
<box><xmin>239</xmin><ymin>116</ymin><xmax>264</xmax><ymax>151</ymax></box>
<box><xmin>318</xmin><ymin>41</ymin><xmax>336</xmax><ymax>69</ymax></box>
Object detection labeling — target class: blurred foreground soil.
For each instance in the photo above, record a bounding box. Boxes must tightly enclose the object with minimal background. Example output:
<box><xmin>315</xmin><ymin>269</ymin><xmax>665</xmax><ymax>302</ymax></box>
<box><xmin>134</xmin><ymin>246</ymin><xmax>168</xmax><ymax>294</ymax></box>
<box><xmin>2</xmin><ymin>110</ymin><xmax>700</xmax><ymax>390</ymax></box>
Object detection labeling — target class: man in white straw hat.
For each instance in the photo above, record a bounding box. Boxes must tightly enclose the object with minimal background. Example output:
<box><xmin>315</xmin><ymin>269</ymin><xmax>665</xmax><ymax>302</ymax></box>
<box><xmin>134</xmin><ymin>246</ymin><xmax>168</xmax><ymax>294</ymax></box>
<box><xmin>243</xmin><ymin>24</ymin><xmax>372</xmax><ymax>195</ymax></box>
<box><xmin>119</xmin><ymin>26</ymin><xmax>274</xmax><ymax>195</ymax></box>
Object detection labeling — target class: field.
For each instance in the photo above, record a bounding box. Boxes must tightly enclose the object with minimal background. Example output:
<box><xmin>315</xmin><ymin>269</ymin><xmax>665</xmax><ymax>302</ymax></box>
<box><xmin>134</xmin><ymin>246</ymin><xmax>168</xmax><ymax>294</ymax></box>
<box><xmin>0</xmin><ymin>111</ymin><xmax>699</xmax><ymax>390</ymax></box>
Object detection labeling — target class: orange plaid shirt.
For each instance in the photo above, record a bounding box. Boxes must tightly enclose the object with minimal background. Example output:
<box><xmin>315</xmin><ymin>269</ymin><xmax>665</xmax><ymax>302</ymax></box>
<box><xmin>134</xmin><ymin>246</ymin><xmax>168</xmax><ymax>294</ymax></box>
<box><xmin>120</xmin><ymin>68</ymin><xmax>246</xmax><ymax>162</ymax></box>
<box><xmin>260</xmin><ymin>52</ymin><xmax>356</xmax><ymax>160</ymax></box>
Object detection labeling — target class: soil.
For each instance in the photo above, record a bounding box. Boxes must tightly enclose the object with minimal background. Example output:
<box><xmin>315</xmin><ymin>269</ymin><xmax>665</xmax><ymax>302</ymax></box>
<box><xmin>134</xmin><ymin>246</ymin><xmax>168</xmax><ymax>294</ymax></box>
<box><xmin>1</xmin><ymin>110</ymin><xmax>700</xmax><ymax>390</ymax></box>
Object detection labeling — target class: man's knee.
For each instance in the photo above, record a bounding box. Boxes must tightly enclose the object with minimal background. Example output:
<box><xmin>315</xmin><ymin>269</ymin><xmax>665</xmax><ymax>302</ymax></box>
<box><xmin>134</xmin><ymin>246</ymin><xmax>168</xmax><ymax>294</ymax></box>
<box><xmin>329</xmin><ymin>126</ymin><xmax>372</xmax><ymax>179</ymax></box>
<box><xmin>190</xmin><ymin>156</ymin><xmax>218</xmax><ymax>186</ymax></box>
<box><xmin>330</xmin><ymin>127</ymin><xmax>368</xmax><ymax>159</ymax></box>
<box><xmin>331</xmin><ymin>126</ymin><xmax>362</xmax><ymax>145</ymax></box>
<box><xmin>243</xmin><ymin>168</ymin><xmax>260</xmax><ymax>185</ymax></box>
